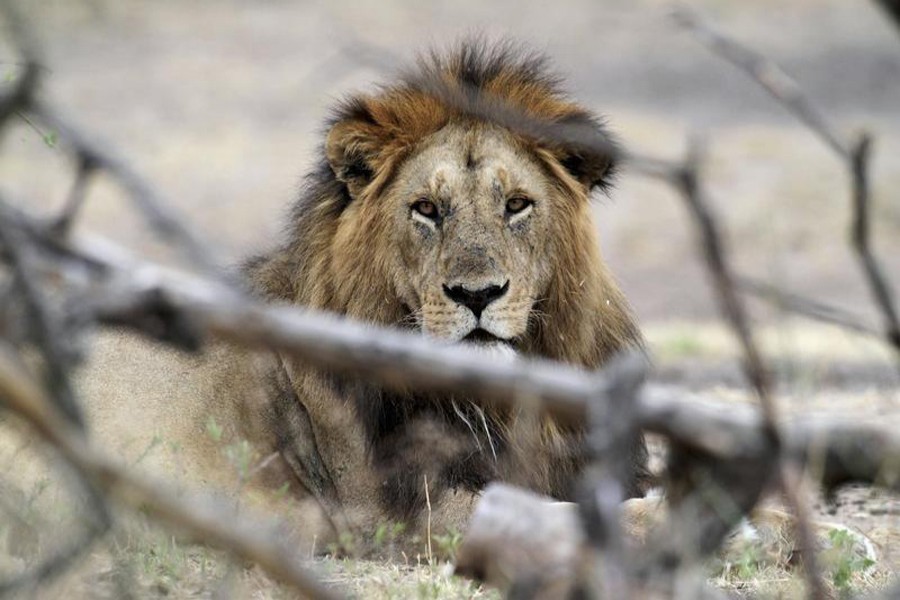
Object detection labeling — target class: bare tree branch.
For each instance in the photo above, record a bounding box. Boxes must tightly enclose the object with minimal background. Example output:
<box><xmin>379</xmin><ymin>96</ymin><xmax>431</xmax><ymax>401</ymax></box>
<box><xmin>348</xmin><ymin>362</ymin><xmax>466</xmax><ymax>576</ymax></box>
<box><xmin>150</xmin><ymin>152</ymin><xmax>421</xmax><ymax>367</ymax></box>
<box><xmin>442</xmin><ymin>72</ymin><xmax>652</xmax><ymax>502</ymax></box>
<box><xmin>872</xmin><ymin>0</ymin><xmax>900</xmax><ymax>36</ymax></box>
<box><xmin>0</xmin><ymin>208</ymin><xmax>83</xmax><ymax>427</ymax></box>
<box><xmin>574</xmin><ymin>354</ymin><xmax>646</xmax><ymax>599</ymax></box>
<box><xmin>51</xmin><ymin>154</ymin><xmax>97</xmax><ymax>235</ymax></box>
<box><xmin>629</xmin><ymin>153</ymin><xmax>886</xmax><ymax>343</ymax></box>
<box><xmin>667</xmin><ymin>138</ymin><xmax>826</xmax><ymax>597</ymax></box>
<box><xmin>737</xmin><ymin>275</ymin><xmax>881</xmax><ymax>338</ymax></box>
<box><xmin>671</xmin><ymin>7</ymin><xmax>847</xmax><ymax>157</ymax></box>
<box><xmin>849</xmin><ymin>134</ymin><xmax>900</xmax><ymax>359</ymax></box>
<box><xmin>28</xmin><ymin>101</ymin><xmax>225</xmax><ymax>279</ymax></box>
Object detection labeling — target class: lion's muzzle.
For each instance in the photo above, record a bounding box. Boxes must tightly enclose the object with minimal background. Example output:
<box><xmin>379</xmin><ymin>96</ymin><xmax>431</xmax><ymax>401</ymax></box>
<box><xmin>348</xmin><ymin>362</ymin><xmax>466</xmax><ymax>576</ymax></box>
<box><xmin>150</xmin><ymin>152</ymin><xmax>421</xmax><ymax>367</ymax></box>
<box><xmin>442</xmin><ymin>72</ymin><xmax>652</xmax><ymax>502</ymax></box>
<box><xmin>442</xmin><ymin>280</ymin><xmax>509</xmax><ymax>320</ymax></box>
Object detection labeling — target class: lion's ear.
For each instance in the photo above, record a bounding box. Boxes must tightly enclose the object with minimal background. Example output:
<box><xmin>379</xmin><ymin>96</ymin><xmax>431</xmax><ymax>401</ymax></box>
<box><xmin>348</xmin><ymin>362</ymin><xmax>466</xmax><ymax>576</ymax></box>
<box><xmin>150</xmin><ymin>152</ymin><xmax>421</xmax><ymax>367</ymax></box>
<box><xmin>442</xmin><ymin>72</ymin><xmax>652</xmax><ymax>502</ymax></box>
<box><xmin>325</xmin><ymin>116</ymin><xmax>385</xmax><ymax>199</ymax></box>
<box><xmin>556</xmin><ymin>147</ymin><xmax>616</xmax><ymax>192</ymax></box>
<box><xmin>549</xmin><ymin>113</ymin><xmax>618</xmax><ymax>193</ymax></box>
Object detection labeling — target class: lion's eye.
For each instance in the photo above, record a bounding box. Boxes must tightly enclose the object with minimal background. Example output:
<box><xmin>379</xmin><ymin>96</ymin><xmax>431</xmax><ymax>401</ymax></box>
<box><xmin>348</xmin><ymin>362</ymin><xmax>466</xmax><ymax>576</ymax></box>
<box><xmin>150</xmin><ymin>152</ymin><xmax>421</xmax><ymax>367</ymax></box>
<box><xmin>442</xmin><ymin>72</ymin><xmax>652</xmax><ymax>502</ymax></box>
<box><xmin>506</xmin><ymin>196</ymin><xmax>532</xmax><ymax>215</ymax></box>
<box><xmin>411</xmin><ymin>199</ymin><xmax>439</xmax><ymax>220</ymax></box>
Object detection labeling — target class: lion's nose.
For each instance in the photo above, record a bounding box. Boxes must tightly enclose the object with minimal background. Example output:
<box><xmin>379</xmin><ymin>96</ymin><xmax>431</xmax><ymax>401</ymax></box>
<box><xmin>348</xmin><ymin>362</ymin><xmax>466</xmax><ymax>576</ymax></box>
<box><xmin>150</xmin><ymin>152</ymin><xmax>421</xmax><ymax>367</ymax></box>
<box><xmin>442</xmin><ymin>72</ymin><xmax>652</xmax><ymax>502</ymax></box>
<box><xmin>442</xmin><ymin>280</ymin><xmax>510</xmax><ymax>319</ymax></box>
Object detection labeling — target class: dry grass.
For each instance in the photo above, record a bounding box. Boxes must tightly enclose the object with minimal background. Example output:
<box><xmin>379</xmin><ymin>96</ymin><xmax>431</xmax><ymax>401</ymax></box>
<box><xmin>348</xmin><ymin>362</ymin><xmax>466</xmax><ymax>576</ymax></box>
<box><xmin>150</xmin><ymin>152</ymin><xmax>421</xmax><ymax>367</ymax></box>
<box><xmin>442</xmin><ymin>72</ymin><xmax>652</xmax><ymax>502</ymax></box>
<box><xmin>1</xmin><ymin>498</ymin><xmax>886</xmax><ymax>598</ymax></box>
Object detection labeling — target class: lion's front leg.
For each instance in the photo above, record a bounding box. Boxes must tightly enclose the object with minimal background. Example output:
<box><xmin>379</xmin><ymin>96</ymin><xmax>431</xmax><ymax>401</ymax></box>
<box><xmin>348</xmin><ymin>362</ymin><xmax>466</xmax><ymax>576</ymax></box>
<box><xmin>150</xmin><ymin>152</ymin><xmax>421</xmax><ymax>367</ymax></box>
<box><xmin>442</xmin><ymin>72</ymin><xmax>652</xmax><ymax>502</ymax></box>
<box><xmin>369</xmin><ymin>416</ymin><xmax>496</xmax><ymax>555</ymax></box>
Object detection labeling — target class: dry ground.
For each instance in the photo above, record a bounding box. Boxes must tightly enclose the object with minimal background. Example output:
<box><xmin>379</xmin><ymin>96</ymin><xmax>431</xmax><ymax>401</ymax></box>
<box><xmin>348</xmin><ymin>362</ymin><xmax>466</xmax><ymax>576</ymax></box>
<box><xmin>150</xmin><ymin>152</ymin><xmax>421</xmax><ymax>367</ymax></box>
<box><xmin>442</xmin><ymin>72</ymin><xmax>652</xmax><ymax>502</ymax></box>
<box><xmin>2</xmin><ymin>0</ymin><xmax>899</xmax><ymax>597</ymax></box>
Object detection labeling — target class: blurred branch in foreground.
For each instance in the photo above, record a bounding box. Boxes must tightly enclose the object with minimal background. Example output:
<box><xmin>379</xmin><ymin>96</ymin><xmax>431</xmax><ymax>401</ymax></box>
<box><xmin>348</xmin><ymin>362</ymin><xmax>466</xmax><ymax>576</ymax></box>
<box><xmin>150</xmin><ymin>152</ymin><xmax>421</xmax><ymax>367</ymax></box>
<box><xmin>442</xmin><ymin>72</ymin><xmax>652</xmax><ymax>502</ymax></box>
<box><xmin>873</xmin><ymin>0</ymin><xmax>900</xmax><ymax>36</ymax></box>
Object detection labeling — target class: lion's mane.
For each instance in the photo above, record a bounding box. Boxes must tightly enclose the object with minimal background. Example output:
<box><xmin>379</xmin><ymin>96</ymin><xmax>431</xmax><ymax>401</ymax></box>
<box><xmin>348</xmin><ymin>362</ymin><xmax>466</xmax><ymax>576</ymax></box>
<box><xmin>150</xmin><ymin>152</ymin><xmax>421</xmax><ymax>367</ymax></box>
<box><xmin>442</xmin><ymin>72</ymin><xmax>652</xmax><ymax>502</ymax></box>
<box><xmin>244</xmin><ymin>40</ymin><xmax>648</xmax><ymax>523</ymax></box>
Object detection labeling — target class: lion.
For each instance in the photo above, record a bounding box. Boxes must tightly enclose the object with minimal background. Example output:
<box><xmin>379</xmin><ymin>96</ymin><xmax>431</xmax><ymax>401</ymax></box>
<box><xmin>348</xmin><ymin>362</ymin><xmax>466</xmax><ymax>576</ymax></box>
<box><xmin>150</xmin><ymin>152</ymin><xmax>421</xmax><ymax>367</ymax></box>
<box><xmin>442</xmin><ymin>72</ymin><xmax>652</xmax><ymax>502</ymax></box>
<box><xmin>237</xmin><ymin>39</ymin><xmax>650</xmax><ymax>545</ymax></box>
<box><xmin>38</xmin><ymin>40</ymin><xmax>648</xmax><ymax>555</ymax></box>
<box><xmin>0</xmin><ymin>41</ymin><xmax>878</xmax><ymax>592</ymax></box>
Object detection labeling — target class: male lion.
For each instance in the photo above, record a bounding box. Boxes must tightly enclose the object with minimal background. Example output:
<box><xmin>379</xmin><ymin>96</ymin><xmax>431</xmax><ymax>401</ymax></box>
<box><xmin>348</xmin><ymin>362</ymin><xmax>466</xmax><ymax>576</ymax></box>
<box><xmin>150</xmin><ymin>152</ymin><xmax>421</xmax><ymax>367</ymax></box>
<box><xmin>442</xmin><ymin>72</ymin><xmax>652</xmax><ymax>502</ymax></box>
<box><xmin>9</xmin><ymin>41</ymin><xmax>649</xmax><ymax>557</ymax></box>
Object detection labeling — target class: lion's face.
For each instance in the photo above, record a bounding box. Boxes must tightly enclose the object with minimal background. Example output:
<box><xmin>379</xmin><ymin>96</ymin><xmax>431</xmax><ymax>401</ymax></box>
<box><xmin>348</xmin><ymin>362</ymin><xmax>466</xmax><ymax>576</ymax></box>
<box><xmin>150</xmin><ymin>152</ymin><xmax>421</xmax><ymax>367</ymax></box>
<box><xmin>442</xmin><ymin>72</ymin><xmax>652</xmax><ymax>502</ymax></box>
<box><xmin>311</xmin><ymin>50</ymin><xmax>640</xmax><ymax>366</ymax></box>
<box><xmin>387</xmin><ymin>124</ymin><xmax>552</xmax><ymax>345</ymax></box>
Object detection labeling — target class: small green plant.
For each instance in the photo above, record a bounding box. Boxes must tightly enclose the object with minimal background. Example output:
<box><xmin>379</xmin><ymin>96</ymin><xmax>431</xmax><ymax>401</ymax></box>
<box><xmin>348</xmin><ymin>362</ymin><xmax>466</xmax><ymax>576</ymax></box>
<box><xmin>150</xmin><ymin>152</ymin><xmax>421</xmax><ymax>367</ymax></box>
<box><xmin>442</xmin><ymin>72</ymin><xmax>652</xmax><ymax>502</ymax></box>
<box><xmin>373</xmin><ymin>521</ymin><xmax>406</xmax><ymax>551</ymax></box>
<box><xmin>327</xmin><ymin>531</ymin><xmax>358</xmax><ymax>557</ymax></box>
<box><xmin>224</xmin><ymin>439</ymin><xmax>254</xmax><ymax>480</ymax></box>
<box><xmin>133</xmin><ymin>434</ymin><xmax>163</xmax><ymax>466</ymax></box>
<box><xmin>205</xmin><ymin>415</ymin><xmax>223</xmax><ymax>442</ymax></box>
<box><xmin>12</xmin><ymin>109</ymin><xmax>56</xmax><ymax>148</ymax></box>
<box><xmin>711</xmin><ymin>536</ymin><xmax>767</xmax><ymax>586</ymax></box>
<box><xmin>733</xmin><ymin>541</ymin><xmax>764</xmax><ymax>580</ymax></box>
<box><xmin>824</xmin><ymin>528</ymin><xmax>875</xmax><ymax>596</ymax></box>
<box><xmin>433</xmin><ymin>528</ymin><xmax>463</xmax><ymax>560</ymax></box>
<box><xmin>273</xmin><ymin>481</ymin><xmax>290</xmax><ymax>500</ymax></box>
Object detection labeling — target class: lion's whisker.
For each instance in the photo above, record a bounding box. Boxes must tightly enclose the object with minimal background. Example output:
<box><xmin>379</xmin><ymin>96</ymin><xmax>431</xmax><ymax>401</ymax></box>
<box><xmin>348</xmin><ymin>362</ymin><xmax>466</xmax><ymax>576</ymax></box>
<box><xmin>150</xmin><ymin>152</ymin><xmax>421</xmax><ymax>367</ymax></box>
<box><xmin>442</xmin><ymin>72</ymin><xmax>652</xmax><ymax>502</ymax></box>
<box><xmin>451</xmin><ymin>399</ymin><xmax>483</xmax><ymax>453</ymax></box>
<box><xmin>471</xmin><ymin>402</ymin><xmax>498</xmax><ymax>462</ymax></box>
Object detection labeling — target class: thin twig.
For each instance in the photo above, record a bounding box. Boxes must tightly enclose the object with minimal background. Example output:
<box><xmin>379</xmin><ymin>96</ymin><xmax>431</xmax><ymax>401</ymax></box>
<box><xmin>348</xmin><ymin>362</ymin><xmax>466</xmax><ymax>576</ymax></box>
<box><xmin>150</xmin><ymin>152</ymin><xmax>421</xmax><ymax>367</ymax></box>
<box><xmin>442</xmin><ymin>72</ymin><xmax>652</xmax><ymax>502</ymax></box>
<box><xmin>629</xmin><ymin>151</ymin><xmax>885</xmax><ymax>341</ymax></box>
<box><xmin>737</xmin><ymin>275</ymin><xmax>881</xmax><ymax>338</ymax></box>
<box><xmin>0</xmin><ymin>206</ymin><xmax>83</xmax><ymax>427</ymax></box>
<box><xmin>424</xmin><ymin>474</ymin><xmax>433</xmax><ymax>564</ymax></box>
<box><xmin>29</xmin><ymin>101</ymin><xmax>224</xmax><ymax>279</ymax></box>
<box><xmin>673</xmin><ymin>141</ymin><xmax>773</xmax><ymax>414</ymax></box>
<box><xmin>0</xmin><ymin>62</ymin><xmax>38</xmax><ymax>133</ymax></box>
<box><xmin>51</xmin><ymin>154</ymin><xmax>97</xmax><ymax>235</ymax></box>
<box><xmin>672</xmin><ymin>6</ymin><xmax>847</xmax><ymax>157</ymax></box>
<box><xmin>670</xmin><ymin>139</ymin><xmax>826</xmax><ymax>599</ymax></box>
<box><xmin>12</xmin><ymin>109</ymin><xmax>53</xmax><ymax>144</ymax></box>
<box><xmin>849</xmin><ymin>134</ymin><xmax>900</xmax><ymax>363</ymax></box>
